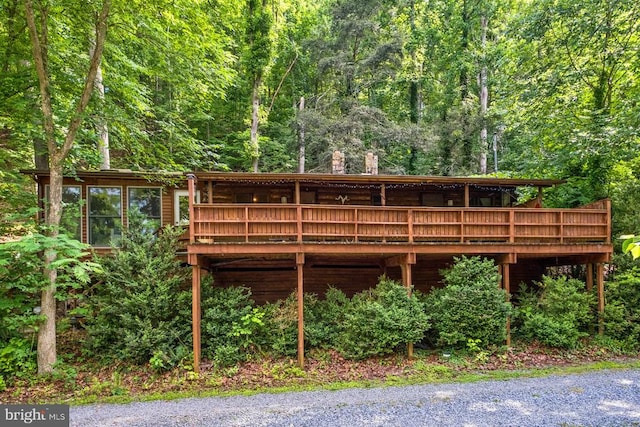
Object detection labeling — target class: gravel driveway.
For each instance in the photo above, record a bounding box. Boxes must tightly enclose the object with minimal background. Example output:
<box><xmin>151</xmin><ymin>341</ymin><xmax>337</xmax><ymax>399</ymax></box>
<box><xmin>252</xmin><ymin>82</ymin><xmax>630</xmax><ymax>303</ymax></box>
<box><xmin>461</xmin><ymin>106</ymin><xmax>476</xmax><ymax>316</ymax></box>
<box><xmin>71</xmin><ymin>368</ymin><xmax>640</xmax><ymax>427</ymax></box>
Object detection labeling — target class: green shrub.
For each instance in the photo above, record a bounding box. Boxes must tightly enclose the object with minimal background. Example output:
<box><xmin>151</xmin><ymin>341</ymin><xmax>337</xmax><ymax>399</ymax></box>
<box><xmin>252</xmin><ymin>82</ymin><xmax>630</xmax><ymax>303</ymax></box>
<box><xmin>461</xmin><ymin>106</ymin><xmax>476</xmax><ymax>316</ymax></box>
<box><xmin>200</xmin><ymin>283</ymin><xmax>265</xmax><ymax>367</ymax></box>
<box><xmin>426</xmin><ymin>256</ymin><xmax>510</xmax><ymax>349</ymax></box>
<box><xmin>514</xmin><ymin>275</ymin><xmax>593</xmax><ymax>348</ymax></box>
<box><xmin>84</xmin><ymin>210</ymin><xmax>191</xmax><ymax>368</ymax></box>
<box><xmin>305</xmin><ymin>287</ymin><xmax>350</xmax><ymax>349</ymax></box>
<box><xmin>261</xmin><ymin>292</ymin><xmax>305</xmax><ymax>357</ymax></box>
<box><xmin>0</xmin><ymin>338</ymin><xmax>37</xmax><ymax>384</ymax></box>
<box><xmin>602</xmin><ymin>265</ymin><xmax>640</xmax><ymax>351</ymax></box>
<box><xmin>337</xmin><ymin>277</ymin><xmax>430</xmax><ymax>360</ymax></box>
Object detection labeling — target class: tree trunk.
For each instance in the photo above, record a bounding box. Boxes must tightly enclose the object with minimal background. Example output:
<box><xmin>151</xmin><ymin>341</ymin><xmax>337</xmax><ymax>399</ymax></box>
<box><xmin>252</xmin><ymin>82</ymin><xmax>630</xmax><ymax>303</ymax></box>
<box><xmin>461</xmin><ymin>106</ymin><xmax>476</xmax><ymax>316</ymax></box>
<box><xmin>91</xmin><ymin>41</ymin><xmax>110</xmax><ymax>169</ymax></box>
<box><xmin>297</xmin><ymin>96</ymin><xmax>305</xmax><ymax>173</ymax></box>
<box><xmin>479</xmin><ymin>15</ymin><xmax>489</xmax><ymax>174</ymax></box>
<box><xmin>38</xmin><ymin>160</ymin><xmax>63</xmax><ymax>374</ymax></box>
<box><xmin>250</xmin><ymin>77</ymin><xmax>261</xmax><ymax>172</ymax></box>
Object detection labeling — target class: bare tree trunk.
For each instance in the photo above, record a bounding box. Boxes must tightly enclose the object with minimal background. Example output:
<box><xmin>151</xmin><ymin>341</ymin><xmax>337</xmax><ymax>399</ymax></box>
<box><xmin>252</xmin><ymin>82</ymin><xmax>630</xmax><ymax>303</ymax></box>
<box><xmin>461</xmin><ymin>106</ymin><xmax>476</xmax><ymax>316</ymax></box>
<box><xmin>25</xmin><ymin>0</ymin><xmax>110</xmax><ymax>374</ymax></box>
<box><xmin>479</xmin><ymin>15</ymin><xmax>489</xmax><ymax>174</ymax></box>
<box><xmin>297</xmin><ymin>96</ymin><xmax>305</xmax><ymax>173</ymax></box>
<box><xmin>250</xmin><ymin>77</ymin><xmax>260</xmax><ymax>172</ymax></box>
<box><xmin>91</xmin><ymin>41</ymin><xmax>110</xmax><ymax>169</ymax></box>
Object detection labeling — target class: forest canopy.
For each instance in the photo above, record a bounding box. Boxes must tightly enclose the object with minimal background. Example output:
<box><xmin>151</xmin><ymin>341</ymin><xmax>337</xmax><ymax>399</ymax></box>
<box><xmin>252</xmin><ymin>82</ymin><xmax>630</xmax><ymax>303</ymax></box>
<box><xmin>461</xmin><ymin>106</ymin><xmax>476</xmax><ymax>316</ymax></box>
<box><xmin>1</xmin><ymin>0</ymin><xmax>639</xmax><ymax>203</ymax></box>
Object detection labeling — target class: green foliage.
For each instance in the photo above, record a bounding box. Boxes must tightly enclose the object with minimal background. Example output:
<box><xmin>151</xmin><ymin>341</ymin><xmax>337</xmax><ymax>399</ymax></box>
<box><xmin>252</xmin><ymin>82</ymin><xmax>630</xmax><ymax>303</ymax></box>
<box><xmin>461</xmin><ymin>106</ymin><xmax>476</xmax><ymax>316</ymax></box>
<box><xmin>514</xmin><ymin>276</ymin><xmax>593</xmax><ymax>348</ymax></box>
<box><xmin>0</xmin><ymin>213</ymin><xmax>97</xmax><ymax>381</ymax></box>
<box><xmin>84</xmin><ymin>210</ymin><xmax>191</xmax><ymax>368</ymax></box>
<box><xmin>336</xmin><ymin>277</ymin><xmax>430</xmax><ymax>360</ymax></box>
<box><xmin>0</xmin><ymin>338</ymin><xmax>37</xmax><ymax>384</ymax></box>
<box><xmin>305</xmin><ymin>287</ymin><xmax>350</xmax><ymax>349</ymax></box>
<box><xmin>601</xmin><ymin>265</ymin><xmax>640</xmax><ymax>351</ymax></box>
<box><xmin>426</xmin><ymin>256</ymin><xmax>510</xmax><ymax>349</ymax></box>
<box><xmin>621</xmin><ymin>235</ymin><xmax>640</xmax><ymax>259</ymax></box>
<box><xmin>200</xmin><ymin>283</ymin><xmax>265</xmax><ymax>367</ymax></box>
<box><xmin>261</xmin><ymin>292</ymin><xmax>304</xmax><ymax>357</ymax></box>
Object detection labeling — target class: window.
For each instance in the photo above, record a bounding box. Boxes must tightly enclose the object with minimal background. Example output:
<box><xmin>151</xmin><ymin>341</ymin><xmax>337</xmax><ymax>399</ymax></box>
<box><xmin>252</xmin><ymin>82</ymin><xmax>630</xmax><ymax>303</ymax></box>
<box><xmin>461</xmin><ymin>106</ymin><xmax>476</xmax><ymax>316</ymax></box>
<box><xmin>174</xmin><ymin>190</ymin><xmax>200</xmax><ymax>226</ymax></box>
<box><xmin>45</xmin><ymin>185</ymin><xmax>82</xmax><ymax>240</ymax></box>
<box><xmin>88</xmin><ymin>187</ymin><xmax>122</xmax><ymax>246</ymax></box>
<box><xmin>128</xmin><ymin>187</ymin><xmax>162</xmax><ymax>233</ymax></box>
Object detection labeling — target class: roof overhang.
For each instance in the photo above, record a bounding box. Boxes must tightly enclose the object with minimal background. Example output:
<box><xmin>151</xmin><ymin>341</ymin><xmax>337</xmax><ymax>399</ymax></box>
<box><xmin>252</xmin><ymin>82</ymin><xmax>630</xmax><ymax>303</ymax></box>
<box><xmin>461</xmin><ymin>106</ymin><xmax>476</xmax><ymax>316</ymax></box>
<box><xmin>20</xmin><ymin>169</ymin><xmax>565</xmax><ymax>188</ymax></box>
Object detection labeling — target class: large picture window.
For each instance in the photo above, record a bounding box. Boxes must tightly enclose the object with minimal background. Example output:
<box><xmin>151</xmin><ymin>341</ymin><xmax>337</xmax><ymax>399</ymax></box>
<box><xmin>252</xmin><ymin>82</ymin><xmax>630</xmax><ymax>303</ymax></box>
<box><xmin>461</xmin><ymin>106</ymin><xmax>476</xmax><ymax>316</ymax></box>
<box><xmin>88</xmin><ymin>187</ymin><xmax>122</xmax><ymax>246</ymax></box>
<box><xmin>45</xmin><ymin>185</ymin><xmax>82</xmax><ymax>240</ymax></box>
<box><xmin>128</xmin><ymin>187</ymin><xmax>162</xmax><ymax>233</ymax></box>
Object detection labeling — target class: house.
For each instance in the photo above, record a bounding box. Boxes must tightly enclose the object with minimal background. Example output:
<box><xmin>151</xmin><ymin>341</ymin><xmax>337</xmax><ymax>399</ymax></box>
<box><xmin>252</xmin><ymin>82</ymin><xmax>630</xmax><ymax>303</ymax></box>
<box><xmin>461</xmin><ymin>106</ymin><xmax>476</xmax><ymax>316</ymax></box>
<box><xmin>23</xmin><ymin>169</ymin><xmax>613</xmax><ymax>371</ymax></box>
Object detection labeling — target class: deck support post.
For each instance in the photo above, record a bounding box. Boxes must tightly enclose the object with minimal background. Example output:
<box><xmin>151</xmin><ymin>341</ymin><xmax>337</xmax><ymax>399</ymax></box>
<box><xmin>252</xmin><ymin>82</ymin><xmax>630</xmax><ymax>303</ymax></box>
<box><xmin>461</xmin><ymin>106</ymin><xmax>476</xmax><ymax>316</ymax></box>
<box><xmin>187</xmin><ymin>174</ymin><xmax>197</xmax><ymax>244</ymax></box>
<box><xmin>501</xmin><ymin>263</ymin><xmax>511</xmax><ymax>347</ymax></box>
<box><xmin>192</xmin><ymin>262</ymin><xmax>201</xmax><ymax>373</ymax></box>
<box><xmin>296</xmin><ymin>253</ymin><xmax>305</xmax><ymax>368</ymax></box>
<box><xmin>597</xmin><ymin>263</ymin><xmax>605</xmax><ymax>335</ymax></box>
<box><xmin>399</xmin><ymin>253</ymin><xmax>416</xmax><ymax>358</ymax></box>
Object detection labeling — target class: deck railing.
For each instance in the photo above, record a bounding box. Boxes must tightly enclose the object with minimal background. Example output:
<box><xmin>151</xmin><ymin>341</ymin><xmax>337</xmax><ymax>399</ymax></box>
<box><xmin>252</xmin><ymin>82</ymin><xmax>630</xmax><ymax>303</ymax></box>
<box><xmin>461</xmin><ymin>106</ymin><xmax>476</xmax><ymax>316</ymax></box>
<box><xmin>189</xmin><ymin>201</ymin><xmax>611</xmax><ymax>245</ymax></box>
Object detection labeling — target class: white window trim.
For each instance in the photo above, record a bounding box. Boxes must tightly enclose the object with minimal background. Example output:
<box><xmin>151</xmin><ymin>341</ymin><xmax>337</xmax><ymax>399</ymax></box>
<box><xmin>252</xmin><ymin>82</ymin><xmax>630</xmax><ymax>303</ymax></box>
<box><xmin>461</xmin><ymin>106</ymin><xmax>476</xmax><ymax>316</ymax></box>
<box><xmin>174</xmin><ymin>189</ymin><xmax>200</xmax><ymax>226</ymax></box>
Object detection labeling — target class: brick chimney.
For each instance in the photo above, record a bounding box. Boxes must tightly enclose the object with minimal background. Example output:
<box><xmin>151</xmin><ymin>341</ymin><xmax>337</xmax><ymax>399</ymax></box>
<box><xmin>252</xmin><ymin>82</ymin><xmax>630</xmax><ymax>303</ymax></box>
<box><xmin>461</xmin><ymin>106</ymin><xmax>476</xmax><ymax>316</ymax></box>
<box><xmin>364</xmin><ymin>152</ymin><xmax>378</xmax><ymax>175</ymax></box>
<box><xmin>332</xmin><ymin>150</ymin><xmax>345</xmax><ymax>174</ymax></box>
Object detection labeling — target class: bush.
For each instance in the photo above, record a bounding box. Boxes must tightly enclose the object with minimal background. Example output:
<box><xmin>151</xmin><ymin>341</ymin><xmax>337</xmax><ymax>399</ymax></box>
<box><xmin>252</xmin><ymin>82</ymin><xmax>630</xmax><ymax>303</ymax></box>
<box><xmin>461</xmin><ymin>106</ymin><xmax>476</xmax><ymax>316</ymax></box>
<box><xmin>306</xmin><ymin>287</ymin><xmax>350</xmax><ymax>349</ymax></box>
<box><xmin>84</xmin><ymin>210</ymin><xmax>191</xmax><ymax>368</ymax></box>
<box><xmin>337</xmin><ymin>277</ymin><xmax>430</xmax><ymax>360</ymax></box>
<box><xmin>0</xmin><ymin>211</ymin><xmax>97</xmax><ymax>381</ymax></box>
<box><xmin>426</xmin><ymin>256</ymin><xmax>510</xmax><ymax>349</ymax></box>
<box><xmin>602</xmin><ymin>265</ymin><xmax>640</xmax><ymax>351</ymax></box>
<box><xmin>200</xmin><ymin>283</ymin><xmax>265</xmax><ymax>367</ymax></box>
<box><xmin>514</xmin><ymin>275</ymin><xmax>593</xmax><ymax>348</ymax></box>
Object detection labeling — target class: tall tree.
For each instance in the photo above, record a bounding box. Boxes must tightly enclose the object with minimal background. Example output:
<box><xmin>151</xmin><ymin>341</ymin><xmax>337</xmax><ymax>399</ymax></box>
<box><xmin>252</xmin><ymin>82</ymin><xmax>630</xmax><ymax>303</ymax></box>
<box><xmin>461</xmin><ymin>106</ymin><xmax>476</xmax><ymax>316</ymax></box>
<box><xmin>244</xmin><ymin>0</ymin><xmax>273</xmax><ymax>172</ymax></box>
<box><xmin>25</xmin><ymin>0</ymin><xmax>110</xmax><ymax>373</ymax></box>
<box><xmin>496</xmin><ymin>0</ymin><xmax>639</xmax><ymax>202</ymax></box>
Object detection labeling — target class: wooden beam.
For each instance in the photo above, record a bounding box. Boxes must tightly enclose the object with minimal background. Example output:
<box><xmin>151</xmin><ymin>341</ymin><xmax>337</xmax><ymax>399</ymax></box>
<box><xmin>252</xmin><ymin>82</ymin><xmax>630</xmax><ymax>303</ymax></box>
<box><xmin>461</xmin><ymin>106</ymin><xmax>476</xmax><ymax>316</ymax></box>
<box><xmin>207</xmin><ymin>180</ymin><xmax>213</xmax><ymax>204</ymax></box>
<box><xmin>295</xmin><ymin>181</ymin><xmax>300</xmax><ymax>204</ymax></box>
<box><xmin>192</xmin><ymin>263</ymin><xmax>201</xmax><ymax>373</ymax></box>
<box><xmin>187</xmin><ymin>174</ymin><xmax>197</xmax><ymax>244</ymax></box>
<box><xmin>597</xmin><ymin>263</ymin><xmax>605</xmax><ymax>335</ymax></box>
<box><xmin>399</xmin><ymin>254</ymin><xmax>414</xmax><ymax>359</ymax></box>
<box><xmin>296</xmin><ymin>253</ymin><xmax>305</xmax><ymax>368</ymax></box>
<box><xmin>501</xmin><ymin>263</ymin><xmax>511</xmax><ymax>347</ymax></box>
<box><xmin>385</xmin><ymin>253</ymin><xmax>416</xmax><ymax>268</ymax></box>
<box><xmin>381</xmin><ymin>184</ymin><xmax>386</xmax><ymax>206</ymax></box>
<box><xmin>464</xmin><ymin>184</ymin><xmax>469</xmax><ymax>208</ymax></box>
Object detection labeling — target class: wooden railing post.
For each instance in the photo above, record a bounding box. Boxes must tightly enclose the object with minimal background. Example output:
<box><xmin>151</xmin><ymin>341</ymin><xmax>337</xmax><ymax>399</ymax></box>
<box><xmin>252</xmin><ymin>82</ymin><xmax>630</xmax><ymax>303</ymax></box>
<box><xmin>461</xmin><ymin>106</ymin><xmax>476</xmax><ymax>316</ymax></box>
<box><xmin>187</xmin><ymin>174</ymin><xmax>197</xmax><ymax>244</ymax></box>
<box><xmin>297</xmin><ymin>205</ymin><xmax>303</xmax><ymax>242</ymax></box>
<box><xmin>408</xmin><ymin>209</ymin><xmax>414</xmax><ymax>243</ymax></box>
<box><xmin>509</xmin><ymin>210</ymin><xmax>515</xmax><ymax>243</ymax></box>
<box><xmin>605</xmin><ymin>199</ymin><xmax>612</xmax><ymax>244</ymax></box>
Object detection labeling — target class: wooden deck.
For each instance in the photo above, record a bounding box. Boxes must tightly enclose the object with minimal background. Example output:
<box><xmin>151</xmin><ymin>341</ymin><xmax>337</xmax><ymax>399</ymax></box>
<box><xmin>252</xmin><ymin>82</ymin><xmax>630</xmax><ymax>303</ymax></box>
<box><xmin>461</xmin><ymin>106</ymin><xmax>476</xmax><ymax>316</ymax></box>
<box><xmin>189</xmin><ymin>200</ymin><xmax>611</xmax><ymax>246</ymax></box>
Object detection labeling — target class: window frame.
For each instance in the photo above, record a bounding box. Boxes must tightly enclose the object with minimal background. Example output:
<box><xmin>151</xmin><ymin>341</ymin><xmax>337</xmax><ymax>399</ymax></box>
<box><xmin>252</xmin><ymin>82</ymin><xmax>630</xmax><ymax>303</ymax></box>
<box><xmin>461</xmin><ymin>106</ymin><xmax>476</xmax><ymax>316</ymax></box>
<box><xmin>127</xmin><ymin>186</ymin><xmax>163</xmax><ymax>232</ymax></box>
<box><xmin>44</xmin><ymin>185</ymin><xmax>83</xmax><ymax>241</ymax></box>
<box><xmin>174</xmin><ymin>189</ymin><xmax>200</xmax><ymax>226</ymax></box>
<box><xmin>87</xmin><ymin>185</ymin><xmax>123</xmax><ymax>247</ymax></box>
